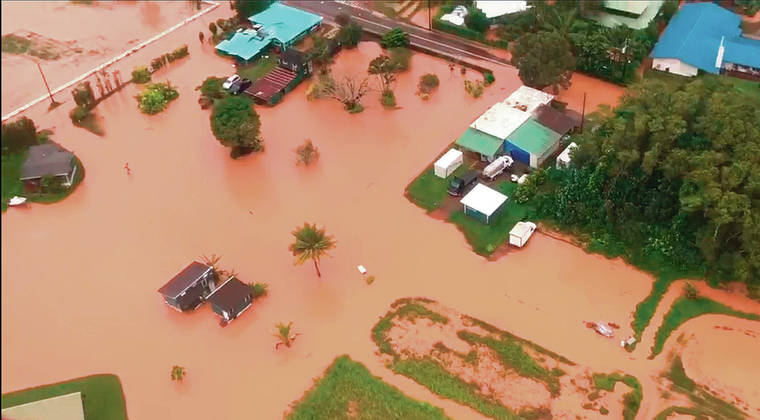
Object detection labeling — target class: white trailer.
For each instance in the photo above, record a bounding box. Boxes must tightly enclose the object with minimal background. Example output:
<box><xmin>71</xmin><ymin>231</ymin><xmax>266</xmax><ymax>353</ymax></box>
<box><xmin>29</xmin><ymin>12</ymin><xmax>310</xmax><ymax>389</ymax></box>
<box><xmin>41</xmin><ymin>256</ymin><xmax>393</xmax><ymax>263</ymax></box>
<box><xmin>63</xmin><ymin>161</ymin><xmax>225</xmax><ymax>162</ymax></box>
<box><xmin>434</xmin><ymin>149</ymin><xmax>464</xmax><ymax>178</ymax></box>
<box><xmin>509</xmin><ymin>221</ymin><xmax>537</xmax><ymax>247</ymax></box>
<box><xmin>482</xmin><ymin>155</ymin><xmax>513</xmax><ymax>180</ymax></box>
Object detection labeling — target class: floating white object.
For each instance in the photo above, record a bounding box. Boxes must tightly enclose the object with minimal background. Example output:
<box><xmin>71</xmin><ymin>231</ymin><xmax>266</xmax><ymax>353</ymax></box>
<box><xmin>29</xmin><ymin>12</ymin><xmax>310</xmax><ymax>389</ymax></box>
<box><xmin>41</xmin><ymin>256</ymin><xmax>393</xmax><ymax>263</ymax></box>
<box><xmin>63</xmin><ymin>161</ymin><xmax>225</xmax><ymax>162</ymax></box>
<box><xmin>8</xmin><ymin>196</ymin><xmax>27</xmax><ymax>206</ymax></box>
<box><xmin>357</xmin><ymin>265</ymin><xmax>367</xmax><ymax>275</ymax></box>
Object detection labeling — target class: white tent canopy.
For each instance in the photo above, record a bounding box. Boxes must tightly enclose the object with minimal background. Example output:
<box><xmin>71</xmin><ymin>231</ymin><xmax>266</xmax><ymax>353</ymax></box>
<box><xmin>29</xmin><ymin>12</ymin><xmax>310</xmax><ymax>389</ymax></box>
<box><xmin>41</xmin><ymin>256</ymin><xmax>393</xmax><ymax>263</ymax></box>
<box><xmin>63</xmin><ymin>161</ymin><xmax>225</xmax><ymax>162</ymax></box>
<box><xmin>470</xmin><ymin>102</ymin><xmax>531</xmax><ymax>140</ymax></box>
<box><xmin>475</xmin><ymin>0</ymin><xmax>529</xmax><ymax>18</ymax></box>
<box><xmin>434</xmin><ymin>149</ymin><xmax>463</xmax><ymax>178</ymax></box>
<box><xmin>503</xmin><ymin>86</ymin><xmax>555</xmax><ymax>113</ymax></box>
<box><xmin>460</xmin><ymin>183</ymin><xmax>508</xmax><ymax>222</ymax></box>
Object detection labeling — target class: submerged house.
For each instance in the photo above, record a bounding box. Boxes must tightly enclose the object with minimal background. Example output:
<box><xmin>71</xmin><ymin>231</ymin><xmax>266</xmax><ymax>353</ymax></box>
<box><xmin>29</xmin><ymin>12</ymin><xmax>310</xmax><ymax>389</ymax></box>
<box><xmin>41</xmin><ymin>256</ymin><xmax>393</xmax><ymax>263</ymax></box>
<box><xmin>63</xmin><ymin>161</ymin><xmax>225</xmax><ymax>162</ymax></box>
<box><xmin>245</xmin><ymin>48</ymin><xmax>312</xmax><ymax>105</ymax></box>
<box><xmin>215</xmin><ymin>2</ymin><xmax>322</xmax><ymax>62</ymax></box>
<box><xmin>206</xmin><ymin>277</ymin><xmax>253</xmax><ymax>324</ymax></box>
<box><xmin>157</xmin><ymin>262</ymin><xmax>215</xmax><ymax>312</ymax></box>
<box><xmin>20</xmin><ymin>143</ymin><xmax>77</xmax><ymax>187</ymax></box>
<box><xmin>651</xmin><ymin>2</ymin><xmax>760</xmax><ymax>78</ymax></box>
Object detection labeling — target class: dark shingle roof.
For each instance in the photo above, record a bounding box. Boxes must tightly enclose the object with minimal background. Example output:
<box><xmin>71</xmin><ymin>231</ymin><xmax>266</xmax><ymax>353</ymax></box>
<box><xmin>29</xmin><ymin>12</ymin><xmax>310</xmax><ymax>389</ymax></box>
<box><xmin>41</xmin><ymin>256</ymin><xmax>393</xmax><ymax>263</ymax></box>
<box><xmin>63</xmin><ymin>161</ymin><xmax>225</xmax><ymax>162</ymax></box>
<box><xmin>207</xmin><ymin>277</ymin><xmax>251</xmax><ymax>312</ymax></box>
<box><xmin>157</xmin><ymin>262</ymin><xmax>212</xmax><ymax>298</ymax></box>
<box><xmin>533</xmin><ymin>104</ymin><xmax>578</xmax><ymax>136</ymax></box>
<box><xmin>20</xmin><ymin>143</ymin><xmax>75</xmax><ymax>180</ymax></box>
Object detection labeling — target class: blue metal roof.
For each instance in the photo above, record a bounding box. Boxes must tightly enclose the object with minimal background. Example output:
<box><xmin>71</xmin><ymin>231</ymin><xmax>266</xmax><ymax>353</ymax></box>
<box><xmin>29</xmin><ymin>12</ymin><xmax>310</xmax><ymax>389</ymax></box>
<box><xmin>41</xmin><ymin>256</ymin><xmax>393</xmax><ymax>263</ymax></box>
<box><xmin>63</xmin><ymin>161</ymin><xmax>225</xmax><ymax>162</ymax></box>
<box><xmin>650</xmin><ymin>3</ymin><xmax>744</xmax><ymax>74</ymax></box>
<box><xmin>723</xmin><ymin>36</ymin><xmax>760</xmax><ymax>69</ymax></box>
<box><xmin>249</xmin><ymin>2</ymin><xmax>323</xmax><ymax>45</ymax></box>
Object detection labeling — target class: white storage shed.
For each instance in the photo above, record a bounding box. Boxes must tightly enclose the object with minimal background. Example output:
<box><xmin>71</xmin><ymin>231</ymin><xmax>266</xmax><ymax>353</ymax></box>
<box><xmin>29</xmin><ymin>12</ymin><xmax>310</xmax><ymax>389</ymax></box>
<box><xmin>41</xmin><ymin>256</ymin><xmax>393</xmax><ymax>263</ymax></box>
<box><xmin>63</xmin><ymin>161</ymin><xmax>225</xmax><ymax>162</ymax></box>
<box><xmin>460</xmin><ymin>183</ymin><xmax>508</xmax><ymax>224</ymax></box>
<box><xmin>556</xmin><ymin>142</ymin><xmax>578</xmax><ymax>169</ymax></box>
<box><xmin>434</xmin><ymin>149</ymin><xmax>464</xmax><ymax>178</ymax></box>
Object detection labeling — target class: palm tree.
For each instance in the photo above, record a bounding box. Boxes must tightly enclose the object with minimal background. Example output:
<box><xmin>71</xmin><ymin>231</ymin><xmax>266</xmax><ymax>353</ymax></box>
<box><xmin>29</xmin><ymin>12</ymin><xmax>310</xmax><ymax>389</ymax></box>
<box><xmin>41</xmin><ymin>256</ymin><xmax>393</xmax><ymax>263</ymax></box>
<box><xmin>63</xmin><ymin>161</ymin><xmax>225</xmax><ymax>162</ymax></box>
<box><xmin>273</xmin><ymin>322</ymin><xmax>300</xmax><ymax>349</ymax></box>
<box><xmin>540</xmin><ymin>7</ymin><xmax>578</xmax><ymax>39</ymax></box>
<box><xmin>171</xmin><ymin>365</ymin><xmax>186</xmax><ymax>381</ymax></box>
<box><xmin>201</xmin><ymin>254</ymin><xmax>222</xmax><ymax>283</ymax></box>
<box><xmin>289</xmin><ymin>223</ymin><xmax>336</xmax><ymax>277</ymax></box>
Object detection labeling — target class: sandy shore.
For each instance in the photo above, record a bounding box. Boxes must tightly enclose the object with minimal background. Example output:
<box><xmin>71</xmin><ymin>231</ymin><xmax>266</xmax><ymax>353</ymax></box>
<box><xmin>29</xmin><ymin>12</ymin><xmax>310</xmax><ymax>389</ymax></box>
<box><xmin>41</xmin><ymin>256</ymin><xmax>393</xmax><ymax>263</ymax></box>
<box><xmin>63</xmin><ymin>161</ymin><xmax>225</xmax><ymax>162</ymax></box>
<box><xmin>2</xmin><ymin>3</ymin><xmax>759</xmax><ymax>419</ymax></box>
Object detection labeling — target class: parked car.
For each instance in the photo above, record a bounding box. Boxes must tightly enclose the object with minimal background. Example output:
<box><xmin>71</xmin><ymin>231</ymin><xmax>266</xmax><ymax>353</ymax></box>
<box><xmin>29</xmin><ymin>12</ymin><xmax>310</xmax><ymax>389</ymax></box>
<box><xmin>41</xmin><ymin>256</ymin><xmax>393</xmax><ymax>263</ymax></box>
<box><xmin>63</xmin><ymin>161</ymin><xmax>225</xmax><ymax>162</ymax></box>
<box><xmin>482</xmin><ymin>155</ymin><xmax>513</xmax><ymax>181</ymax></box>
<box><xmin>229</xmin><ymin>78</ymin><xmax>252</xmax><ymax>95</ymax></box>
<box><xmin>222</xmin><ymin>74</ymin><xmax>241</xmax><ymax>90</ymax></box>
<box><xmin>447</xmin><ymin>170</ymin><xmax>479</xmax><ymax>196</ymax></box>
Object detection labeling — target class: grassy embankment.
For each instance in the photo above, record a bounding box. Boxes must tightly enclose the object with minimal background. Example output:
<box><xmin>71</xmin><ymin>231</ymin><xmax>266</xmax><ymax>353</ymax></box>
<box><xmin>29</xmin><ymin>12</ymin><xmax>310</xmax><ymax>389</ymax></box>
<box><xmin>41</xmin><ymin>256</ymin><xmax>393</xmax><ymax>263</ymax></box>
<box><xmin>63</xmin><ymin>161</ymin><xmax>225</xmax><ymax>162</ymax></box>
<box><xmin>649</xmin><ymin>297</ymin><xmax>760</xmax><ymax>357</ymax></box>
<box><xmin>1</xmin><ymin>374</ymin><xmax>127</xmax><ymax>420</ymax></box>
<box><xmin>372</xmin><ymin>298</ymin><xmax>575</xmax><ymax>420</ymax></box>
<box><xmin>653</xmin><ymin>356</ymin><xmax>747</xmax><ymax>420</ymax></box>
<box><xmin>591</xmin><ymin>373</ymin><xmax>642</xmax><ymax>420</ymax></box>
<box><xmin>287</xmin><ymin>355</ymin><xmax>450</xmax><ymax>420</ymax></box>
<box><xmin>406</xmin><ymin>165</ymin><xmax>535</xmax><ymax>256</ymax></box>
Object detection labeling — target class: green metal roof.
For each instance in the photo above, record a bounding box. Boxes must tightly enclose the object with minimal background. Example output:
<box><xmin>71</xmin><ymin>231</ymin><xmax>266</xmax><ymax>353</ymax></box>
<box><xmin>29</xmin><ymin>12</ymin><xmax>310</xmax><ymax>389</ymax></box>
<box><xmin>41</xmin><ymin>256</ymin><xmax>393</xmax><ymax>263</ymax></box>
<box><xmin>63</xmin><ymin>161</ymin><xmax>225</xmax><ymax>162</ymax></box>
<box><xmin>505</xmin><ymin>119</ymin><xmax>562</xmax><ymax>156</ymax></box>
<box><xmin>216</xmin><ymin>31</ymin><xmax>273</xmax><ymax>61</ymax></box>
<box><xmin>456</xmin><ymin>128</ymin><xmax>503</xmax><ymax>157</ymax></box>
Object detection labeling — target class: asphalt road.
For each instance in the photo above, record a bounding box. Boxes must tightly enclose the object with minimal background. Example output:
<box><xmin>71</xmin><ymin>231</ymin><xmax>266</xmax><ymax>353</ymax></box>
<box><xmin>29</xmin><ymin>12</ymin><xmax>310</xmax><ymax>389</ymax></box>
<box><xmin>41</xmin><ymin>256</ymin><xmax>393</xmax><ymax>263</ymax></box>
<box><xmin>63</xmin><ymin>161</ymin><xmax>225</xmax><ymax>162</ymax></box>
<box><xmin>283</xmin><ymin>0</ymin><xmax>511</xmax><ymax>68</ymax></box>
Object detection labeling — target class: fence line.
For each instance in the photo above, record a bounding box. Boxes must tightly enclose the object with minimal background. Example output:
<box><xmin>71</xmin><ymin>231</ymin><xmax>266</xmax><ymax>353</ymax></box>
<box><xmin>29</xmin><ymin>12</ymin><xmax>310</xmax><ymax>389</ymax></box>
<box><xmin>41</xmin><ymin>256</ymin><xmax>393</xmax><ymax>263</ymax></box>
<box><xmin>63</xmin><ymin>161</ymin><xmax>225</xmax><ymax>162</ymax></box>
<box><xmin>2</xmin><ymin>1</ymin><xmax>220</xmax><ymax>122</ymax></box>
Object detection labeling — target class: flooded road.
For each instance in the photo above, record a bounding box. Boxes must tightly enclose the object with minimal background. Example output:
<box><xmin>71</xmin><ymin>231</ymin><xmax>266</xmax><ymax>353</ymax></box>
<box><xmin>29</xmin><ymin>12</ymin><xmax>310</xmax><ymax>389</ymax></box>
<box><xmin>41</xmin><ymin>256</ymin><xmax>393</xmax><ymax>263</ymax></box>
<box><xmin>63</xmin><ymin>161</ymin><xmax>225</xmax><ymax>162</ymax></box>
<box><xmin>2</xmin><ymin>4</ymin><xmax>759</xmax><ymax>419</ymax></box>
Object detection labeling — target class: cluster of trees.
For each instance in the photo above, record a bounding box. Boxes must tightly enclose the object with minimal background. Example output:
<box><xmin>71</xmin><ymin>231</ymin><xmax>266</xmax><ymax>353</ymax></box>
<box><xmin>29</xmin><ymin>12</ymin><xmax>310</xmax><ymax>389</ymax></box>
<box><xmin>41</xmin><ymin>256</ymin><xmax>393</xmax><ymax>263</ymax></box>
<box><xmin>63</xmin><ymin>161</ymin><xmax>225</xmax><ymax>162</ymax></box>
<box><xmin>1</xmin><ymin>116</ymin><xmax>37</xmax><ymax>155</ymax></box>
<box><xmin>335</xmin><ymin>12</ymin><xmax>362</xmax><ymax>48</ymax></box>
<box><xmin>135</xmin><ymin>82</ymin><xmax>179</xmax><ymax>114</ymax></box>
<box><xmin>150</xmin><ymin>45</ymin><xmax>190</xmax><ymax>72</ymax></box>
<box><xmin>507</xmin><ymin>0</ymin><xmax>677</xmax><ymax>89</ymax></box>
<box><xmin>232</xmin><ymin>0</ymin><xmax>273</xmax><ymax>21</ymax></box>
<box><xmin>522</xmin><ymin>77</ymin><xmax>760</xmax><ymax>288</ymax></box>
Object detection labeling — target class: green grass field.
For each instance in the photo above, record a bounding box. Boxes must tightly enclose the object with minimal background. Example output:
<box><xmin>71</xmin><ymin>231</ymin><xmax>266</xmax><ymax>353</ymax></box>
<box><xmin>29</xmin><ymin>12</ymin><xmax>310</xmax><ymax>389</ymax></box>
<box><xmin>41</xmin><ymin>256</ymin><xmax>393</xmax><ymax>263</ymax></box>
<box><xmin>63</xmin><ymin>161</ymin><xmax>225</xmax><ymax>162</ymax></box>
<box><xmin>237</xmin><ymin>55</ymin><xmax>278</xmax><ymax>83</ymax></box>
<box><xmin>405</xmin><ymin>165</ymin><xmax>467</xmax><ymax>212</ymax></box>
<box><xmin>591</xmin><ymin>373</ymin><xmax>642</xmax><ymax>420</ymax></box>
<box><xmin>650</xmin><ymin>297</ymin><xmax>760</xmax><ymax>357</ymax></box>
<box><xmin>287</xmin><ymin>355</ymin><xmax>450</xmax><ymax>420</ymax></box>
<box><xmin>1</xmin><ymin>374</ymin><xmax>127</xmax><ymax>420</ymax></box>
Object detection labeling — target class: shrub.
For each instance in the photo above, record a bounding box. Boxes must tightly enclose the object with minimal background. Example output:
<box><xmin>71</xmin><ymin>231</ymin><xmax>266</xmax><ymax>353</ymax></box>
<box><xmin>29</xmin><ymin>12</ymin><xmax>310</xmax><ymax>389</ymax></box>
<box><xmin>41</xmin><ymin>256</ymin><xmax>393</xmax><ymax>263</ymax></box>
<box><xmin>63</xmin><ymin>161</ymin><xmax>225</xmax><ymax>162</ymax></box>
<box><xmin>683</xmin><ymin>282</ymin><xmax>699</xmax><ymax>300</ymax></box>
<box><xmin>483</xmin><ymin>71</ymin><xmax>495</xmax><ymax>86</ymax></box>
<box><xmin>464</xmin><ymin>80</ymin><xmax>484</xmax><ymax>98</ymax></box>
<box><xmin>1</xmin><ymin>116</ymin><xmax>37</xmax><ymax>155</ymax></box>
<box><xmin>197</xmin><ymin>76</ymin><xmax>225</xmax><ymax>100</ymax></box>
<box><xmin>600</xmin><ymin>407</ymin><xmax>609</xmax><ymax>415</ymax></box>
<box><xmin>209</xmin><ymin>22</ymin><xmax>217</xmax><ymax>36</ymax></box>
<box><xmin>418</xmin><ymin>73</ymin><xmax>439</xmax><ymax>98</ymax></box>
<box><xmin>135</xmin><ymin>82</ymin><xmax>179</xmax><ymax>114</ymax></box>
<box><xmin>40</xmin><ymin>174</ymin><xmax>65</xmax><ymax>193</ymax></box>
<box><xmin>335</xmin><ymin>11</ymin><xmax>351</xmax><ymax>26</ymax></box>
<box><xmin>198</xmin><ymin>31</ymin><xmax>204</xmax><ymax>43</ymax></box>
<box><xmin>337</xmin><ymin>22</ymin><xmax>362</xmax><ymax>48</ymax></box>
<box><xmin>131</xmin><ymin>66</ymin><xmax>151</xmax><ymax>84</ymax></box>
<box><xmin>296</xmin><ymin>139</ymin><xmax>320</xmax><ymax>165</ymax></box>
<box><xmin>171</xmin><ymin>45</ymin><xmax>189</xmax><ymax>60</ymax></box>
<box><xmin>250</xmin><ymin>282</ymin><xmax>269</xmax><ymax>299</ymax></box>
<box><xmin>69</xmin><ymin>106</ymin><xmax>89</xmax><ymax>123</ymax></box>
<box><xmin>389</xmin><ymin>47</ymin><xmax>412</xmax><ymax>71</ymax></box>
<box><xmin>381</xmin><ymin>28</ymin><xmax>409</xmax><ymax>49</ymax></box>
<box><xmin>381</xmin><ymin>90</ymin><xmax>396</xmax><ymax>108</ymax></box>
<box><xmin>1</xmin><ymin>34</ymin><xmax>32</xmax><ymax>54</ymax></box>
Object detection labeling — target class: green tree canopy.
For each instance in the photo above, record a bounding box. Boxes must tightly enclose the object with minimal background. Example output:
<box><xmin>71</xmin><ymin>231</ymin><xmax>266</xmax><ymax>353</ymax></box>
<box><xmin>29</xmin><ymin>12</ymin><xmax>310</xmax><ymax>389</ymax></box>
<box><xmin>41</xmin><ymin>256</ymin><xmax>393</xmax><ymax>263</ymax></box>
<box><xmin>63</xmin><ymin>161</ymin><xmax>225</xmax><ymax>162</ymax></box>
<box><xmin>233</xmin><ymin>0</ymin><xmax>273</xmax><ymax>20</ymax></box>
<box><xmin>1</xmin><ymin>116</ymin><xmax>37</xmax><ymax>155</ymax></box>
<box><xmin>289</xmin><ymin>223</ymin><xmax>336</xmax><ymax>277</ymax></box>
<box><xmin>337</xmin><ymin>22</ymin><xmax>362</xmax><ymax>48</ymax></box>
<box><xmin>381</xmin><ymin>28</ymin><xmax>410</xmax><ymax>49</ymax></box>
<box><xmin>210</xmin><ymin>96</ymin><xmax>262</xmax><ymax>156</ymax></box>
<box><xmin>465</xmin><ymin>5</ymin><xmax>490</xmax><ymax>33</ymax></box>
<box><xmin>511</xmin><ymin>31</ymin><xmax>575</xmax><ymax>91</ymax></box>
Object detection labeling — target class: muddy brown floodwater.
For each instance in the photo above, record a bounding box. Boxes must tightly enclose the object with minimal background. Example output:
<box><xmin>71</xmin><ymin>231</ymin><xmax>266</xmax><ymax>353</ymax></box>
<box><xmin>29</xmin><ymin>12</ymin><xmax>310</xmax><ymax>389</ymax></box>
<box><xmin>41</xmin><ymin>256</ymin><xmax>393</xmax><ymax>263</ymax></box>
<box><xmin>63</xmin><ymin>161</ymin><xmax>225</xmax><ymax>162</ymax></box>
<box><xmin>2</xmin><ymin>4</ymin><xmax>759</xmax><ymax>420</ymax></box>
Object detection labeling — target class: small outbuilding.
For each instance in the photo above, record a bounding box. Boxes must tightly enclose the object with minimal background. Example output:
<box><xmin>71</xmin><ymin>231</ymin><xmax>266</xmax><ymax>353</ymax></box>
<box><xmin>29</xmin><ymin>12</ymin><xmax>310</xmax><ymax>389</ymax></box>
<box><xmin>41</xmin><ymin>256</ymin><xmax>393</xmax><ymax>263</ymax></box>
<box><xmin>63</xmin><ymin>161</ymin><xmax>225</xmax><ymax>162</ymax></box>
<box><xmin>434</xmin><ymin>149</ymin><xmax>463</xmax><ymax>178</ymax></box>
<box><xmin>460</xmin><ymin>183</ymin><xmax>508</xmax><ymax>224</ymax></box>
<box><xmin>20</xmin><ymin>143</ymin><xmax>77</xmax><ymax>186</ymax></box>
<box><xmin>206</xmin><ymin>277</ymin><xmax>252</xmax><ymax>324</ymax></box>
<box><xmin>157</xmin><ymin>262</ymin><xmax>215</xmax><ymax>312</ymax></box>
<box><xmin>556</xmin><ymin>142</ymin><xmax>578</xmax><ymax>169</ymax></box>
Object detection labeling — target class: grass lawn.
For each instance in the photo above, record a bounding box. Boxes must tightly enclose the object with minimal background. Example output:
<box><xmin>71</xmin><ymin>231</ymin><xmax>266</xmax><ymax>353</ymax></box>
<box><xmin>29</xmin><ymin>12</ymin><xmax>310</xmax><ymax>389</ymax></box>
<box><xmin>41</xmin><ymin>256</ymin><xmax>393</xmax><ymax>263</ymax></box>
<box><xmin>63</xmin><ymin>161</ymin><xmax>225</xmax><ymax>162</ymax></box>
<box><xmin>1</xmin><ymin>374</ymin><xmax>127</xmax><ymax>420</ymax></box>
<box><xmin>237</xmin><ymin>54</ymin><xmax>278</xmax><ymax>83</ymax></box>
<box><xmin>650</xmin><ymin>296</ymin><xmax>760</xmax><ymax>357</ymax></box>
<box><xmin>287</xmin><ymin>355</ymin><xmax>450</xmax><ymax>420</ymax></box>
<box><xmin>591</xmin><ymin>373</ymin><xmax>642</xmax><ymax>420</ymax></box>
<box><xmin>405</xmin><ymin>165</ymin><xmax>468</xmax><ymax>212</ymax></box>
<box><xmin>448</xmin><ymin>182</ymin><xmax>534</xmax><ymax>256</ymax></box>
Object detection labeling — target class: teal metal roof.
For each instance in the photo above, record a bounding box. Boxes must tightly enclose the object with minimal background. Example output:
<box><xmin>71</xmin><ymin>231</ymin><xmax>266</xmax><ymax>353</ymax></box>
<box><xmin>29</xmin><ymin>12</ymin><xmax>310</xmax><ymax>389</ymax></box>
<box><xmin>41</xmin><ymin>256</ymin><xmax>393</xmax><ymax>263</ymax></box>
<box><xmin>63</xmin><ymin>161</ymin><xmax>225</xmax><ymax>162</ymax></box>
<box><xmin>249</xmin><ymin>2</ymin><xmax>323</xmax><ymax>45</ymax></box>
<box><xmin>455</xmin><ymin>128</ymin><xmax>503</xmax><ymax>157</ymax></box>
<box><xmin>505</xmin><ymin>119</ymin><xmax>561</xmax><ymax>156</ymax></box>
<box><xmin>724</xmin><ymin>36</ymin><xmax>760</xmax><ymax>69</ymax></box>
<box><xmin>216</xmin><ymin>31</ymin><xmax>273</xmax><ymax>61</ymax></box>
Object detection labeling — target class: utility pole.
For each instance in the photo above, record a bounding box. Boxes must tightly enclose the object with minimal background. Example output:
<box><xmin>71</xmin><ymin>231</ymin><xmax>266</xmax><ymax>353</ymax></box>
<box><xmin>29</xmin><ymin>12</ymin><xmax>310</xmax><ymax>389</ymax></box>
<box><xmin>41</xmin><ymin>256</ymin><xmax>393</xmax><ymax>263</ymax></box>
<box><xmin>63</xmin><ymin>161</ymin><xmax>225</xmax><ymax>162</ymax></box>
<box><xmin>580</xmin><ymin>92</ymin><xmax>586</xmax><ymax>133</ymax></box>
<box><xmin>36</xmin><ymin>62</ymin><xmax>56</xmax><ymax>105</ymax></box>
<box><xmin>428</xmin><ymin>0</ymin><xmax>431</xmax><ymax>30</ymax></box>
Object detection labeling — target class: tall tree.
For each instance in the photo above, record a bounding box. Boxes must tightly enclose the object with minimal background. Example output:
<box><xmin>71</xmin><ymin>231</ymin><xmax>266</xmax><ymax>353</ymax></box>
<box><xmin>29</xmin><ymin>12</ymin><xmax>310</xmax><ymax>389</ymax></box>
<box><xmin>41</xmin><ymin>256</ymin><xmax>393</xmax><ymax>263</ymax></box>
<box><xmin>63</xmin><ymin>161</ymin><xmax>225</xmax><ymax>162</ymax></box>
<box><xmin>511</xmin><ymin>31</ymin><xmax>575</xmax><ymax>92</ymax></box>
<box><xmin>465</xmin><ymin>5</ymin><xmax>490</xmax><ymax>33</ymax></box>
<box><xmin>289</xmin><ymin>223</ymin><xmax>336</xmax><ymax>277</ymax></box>
<box><xmin>368</xmin><ymin>55</ymin><xmax>400</xmax><ymax>93</ymax></box>
<box><xmin>314</xmin><ymin>73</ymin><xmax>371</xmax><ymax>113</ymax></box>
<box><xmin>232</xmin><ymin>0</ymin><xmax>273</xmax><ymax>20</ymax></box>
<box><xmin>1</xmin><ymin>117</ymin><xmax>37</xmax><ymax>155</ymax></box>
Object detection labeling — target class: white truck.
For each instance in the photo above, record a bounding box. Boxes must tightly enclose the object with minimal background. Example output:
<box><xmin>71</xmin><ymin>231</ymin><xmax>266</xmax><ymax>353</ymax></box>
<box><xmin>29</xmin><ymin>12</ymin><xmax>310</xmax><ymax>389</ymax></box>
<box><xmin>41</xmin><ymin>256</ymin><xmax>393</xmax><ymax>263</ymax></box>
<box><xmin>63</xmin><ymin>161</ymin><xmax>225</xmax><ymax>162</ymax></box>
<box><xmin>482</xmin><ymin>155</ymin><xmax>513</xmax><ymax>181</ymax></box>
<box><xmin>509</xmin><ymin>221</ymin><xmax>537</xmax><ymax>248</ymax></box>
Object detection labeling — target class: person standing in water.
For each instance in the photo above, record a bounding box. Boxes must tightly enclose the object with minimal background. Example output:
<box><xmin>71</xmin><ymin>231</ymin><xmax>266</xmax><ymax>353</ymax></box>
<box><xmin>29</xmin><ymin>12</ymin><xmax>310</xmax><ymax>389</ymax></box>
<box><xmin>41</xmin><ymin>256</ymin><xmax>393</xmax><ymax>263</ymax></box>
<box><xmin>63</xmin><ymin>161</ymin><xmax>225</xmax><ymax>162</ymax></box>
<box><xmin>124</xmin><ymin>163</ymin><xmax>131</xmax><ymax>175</ymax></box>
